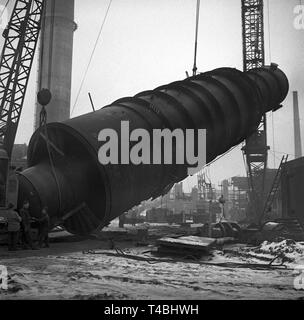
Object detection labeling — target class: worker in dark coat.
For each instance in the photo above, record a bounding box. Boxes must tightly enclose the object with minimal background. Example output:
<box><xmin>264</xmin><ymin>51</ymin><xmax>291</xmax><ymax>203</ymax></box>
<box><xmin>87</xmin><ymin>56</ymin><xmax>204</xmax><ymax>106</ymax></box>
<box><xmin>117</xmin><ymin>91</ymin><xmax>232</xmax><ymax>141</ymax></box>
<box><xmin>38</xmin><ymin>207</ymin><xmax>50</xmax><ymax>248</ymax></box>
<box><xmin>6</xmin><ymin>203</ymin><xmax>22</xmax><ymax>251</ymax></box>
<box><xmin>19</xmin><ymin>200</ymin><xmax>34</xmax><ymax>249</ymax></box>
<box><xmin>119</xmin><ymin>213</ymin><xmax>126</xmax><ymax>228</ymax></box>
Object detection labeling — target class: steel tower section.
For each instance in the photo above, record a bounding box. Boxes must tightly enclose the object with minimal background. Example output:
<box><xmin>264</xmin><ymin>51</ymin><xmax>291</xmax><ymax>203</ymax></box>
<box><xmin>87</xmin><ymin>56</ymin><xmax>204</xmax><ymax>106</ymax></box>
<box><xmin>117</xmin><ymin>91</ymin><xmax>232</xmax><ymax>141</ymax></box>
<box><xmin>241</xmin><ymin>0</ymin><xmax>268</xmax><ymax>222</ymax></box>
<box><xmin>242</xmin><ymin>0</ymin><xmax>265</xmax><ymax>71</ymax></box>
<box><xmin>0</xmin><ymin>0</ymin><xmax>44</xmax><ymax>157</ymax></box>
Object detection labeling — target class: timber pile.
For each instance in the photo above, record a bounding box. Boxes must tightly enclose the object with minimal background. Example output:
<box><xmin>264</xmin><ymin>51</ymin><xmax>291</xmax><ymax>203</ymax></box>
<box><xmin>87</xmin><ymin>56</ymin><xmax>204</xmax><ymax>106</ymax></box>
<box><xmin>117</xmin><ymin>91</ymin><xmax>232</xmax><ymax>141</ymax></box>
<box><xmin>156</xmin><ymin>236</ymin><xmax>216</xmax><ymax>257</ymax></box>
<box><xmin>94</xmin><ymin>227</ymin><xmax>149</xmax><ymax>243</ymax></box>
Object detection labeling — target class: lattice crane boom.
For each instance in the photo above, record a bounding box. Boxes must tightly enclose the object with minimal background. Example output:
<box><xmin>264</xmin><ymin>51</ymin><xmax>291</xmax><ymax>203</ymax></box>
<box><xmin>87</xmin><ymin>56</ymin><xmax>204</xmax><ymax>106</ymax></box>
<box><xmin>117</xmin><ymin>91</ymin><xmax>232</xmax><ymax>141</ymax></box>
<box><xmin>241</xmin><ymin>0</ymin><xmax>269</xmax><ymax>223</ymax></box>
<box><xmin>0</xmin><ymin>0</ymin><xmax>44</xmax><ymax>158</ymax></box>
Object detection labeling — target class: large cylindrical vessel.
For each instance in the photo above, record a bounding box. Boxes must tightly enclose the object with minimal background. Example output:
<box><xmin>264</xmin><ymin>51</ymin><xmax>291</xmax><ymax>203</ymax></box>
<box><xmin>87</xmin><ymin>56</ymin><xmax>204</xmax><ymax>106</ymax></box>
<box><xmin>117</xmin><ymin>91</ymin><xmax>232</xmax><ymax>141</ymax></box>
<box><xmin>19</xmin><ymin>64</ymin><xmax>289</xmax><ymax>235</ymax></box>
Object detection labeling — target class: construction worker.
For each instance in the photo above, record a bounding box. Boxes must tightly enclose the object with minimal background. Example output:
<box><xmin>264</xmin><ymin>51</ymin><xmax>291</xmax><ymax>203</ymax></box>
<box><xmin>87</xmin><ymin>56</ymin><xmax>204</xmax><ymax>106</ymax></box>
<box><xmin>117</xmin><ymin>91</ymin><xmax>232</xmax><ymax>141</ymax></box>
<box><xmin>38</xmin><ymin>206</ymin><xmax>50</xmax><ymax>248</ymax></box>
<box><xmin>19</xmin><ymin>200</ymin><xmax>34</xmax><ymax>250</ymax></box>
<box><xmin>119</xmin><ymin>213</ymin><xmax>126</xmax><ymax>228</ymax></box>
<box><xmin>6</xmin><ymin>203</ymin><xmax>22</xmax><ymax>251</ymax></box>
<box><xmin>218</xmin><ymin>195</ymin><xmax>226</xmax><ymax>221</ymax></box>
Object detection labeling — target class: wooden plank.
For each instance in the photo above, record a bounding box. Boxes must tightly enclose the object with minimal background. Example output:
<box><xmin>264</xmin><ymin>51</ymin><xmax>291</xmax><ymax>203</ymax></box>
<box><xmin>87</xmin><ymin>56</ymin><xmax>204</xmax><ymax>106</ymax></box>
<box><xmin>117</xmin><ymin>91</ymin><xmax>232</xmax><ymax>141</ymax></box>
<box><xmin>157</xmin><ymin>236</ymin><xmax>216</xmax><ymax>252</ymax></box>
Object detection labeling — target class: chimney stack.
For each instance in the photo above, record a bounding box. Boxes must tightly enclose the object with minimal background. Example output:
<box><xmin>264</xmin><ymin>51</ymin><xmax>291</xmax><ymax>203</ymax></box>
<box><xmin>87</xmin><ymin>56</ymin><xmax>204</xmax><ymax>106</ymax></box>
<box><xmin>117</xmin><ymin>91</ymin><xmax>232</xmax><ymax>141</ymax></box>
<box><xmin>293</xmin><ymin>91</ymin><xmax>302</xmax><ymax>159</ymax></box>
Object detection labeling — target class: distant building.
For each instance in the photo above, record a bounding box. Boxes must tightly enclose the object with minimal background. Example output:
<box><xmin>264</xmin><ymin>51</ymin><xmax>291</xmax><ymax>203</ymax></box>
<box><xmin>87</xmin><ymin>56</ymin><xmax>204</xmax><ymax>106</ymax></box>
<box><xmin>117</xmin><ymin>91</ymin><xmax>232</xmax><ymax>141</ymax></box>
<box><xmin>174</xmin><ymin>182</ymin><xmax>184</xmax><ymax>199</ymax></box>
<box><xmin>281</xmin><ymin>157</ymin><xmax>304</xmax><ymax>229</ymax></box>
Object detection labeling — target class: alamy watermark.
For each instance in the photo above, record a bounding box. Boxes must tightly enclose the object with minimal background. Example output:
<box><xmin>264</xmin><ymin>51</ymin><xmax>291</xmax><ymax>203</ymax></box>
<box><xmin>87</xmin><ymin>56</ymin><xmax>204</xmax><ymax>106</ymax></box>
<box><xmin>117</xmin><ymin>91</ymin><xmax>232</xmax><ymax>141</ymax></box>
<box><xmin>294</xmin><ymin>5</ymin><xmax>304</xmax><ymax>30</ymax></box>
<box><xmin>0</xmin><ymin>265</ymin><xmax>8</xmax><ymax>290</ymax></box>
<box><xmin>98</xmin><ymin>121</ymin><xmax>206</xmax><ymax>175</ymax></box>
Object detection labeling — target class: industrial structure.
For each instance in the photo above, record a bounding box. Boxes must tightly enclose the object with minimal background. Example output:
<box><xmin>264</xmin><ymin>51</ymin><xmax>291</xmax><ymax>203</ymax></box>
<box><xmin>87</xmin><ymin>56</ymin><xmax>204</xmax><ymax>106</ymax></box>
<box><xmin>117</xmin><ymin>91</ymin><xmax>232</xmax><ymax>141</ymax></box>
<box><xmin>293</xmin><ymin>91</ymin><xmax>302</xmax><ymax>159</ymax></box>
<box><xmin>0</xmin><ymin>0</ymin><xmax>303</xmax><ymax>302</ymax></box>
<box><xmin>241</xmin><ymin>0</ymin><xmax>269</xmax><ymax>222</ymax></box>
<box><xmin>34</xmin><ymin>0</ymin><xmax>75</xmax><ymax>128</ymax></box>
<box><xmin>0</xmin><ymin>0</ymin><xmax>44</xmax><ymax>158</ymax></box>
<box><xmin>17</xmin><ymin>65</ymin><xmax>288</xmax><ymax>235</ymax></box>
<box><xmin>0</xmin><ymin>0</ymin><xmax>302</xmax><ymax>239</ymax></box>
<box><xmin>0</xmin><ymin>0</ymin><xmax>44</xmax><ymax>209</ymax></box>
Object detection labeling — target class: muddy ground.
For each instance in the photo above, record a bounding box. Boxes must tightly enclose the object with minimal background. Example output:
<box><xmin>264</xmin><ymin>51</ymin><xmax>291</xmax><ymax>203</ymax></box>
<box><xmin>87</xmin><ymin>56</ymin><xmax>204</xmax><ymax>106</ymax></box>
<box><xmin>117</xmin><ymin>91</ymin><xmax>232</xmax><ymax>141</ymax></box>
<box><xmin>0</xmin><ymin>222</ymin><xmax>303</xmax><ymax>300</ymax></box>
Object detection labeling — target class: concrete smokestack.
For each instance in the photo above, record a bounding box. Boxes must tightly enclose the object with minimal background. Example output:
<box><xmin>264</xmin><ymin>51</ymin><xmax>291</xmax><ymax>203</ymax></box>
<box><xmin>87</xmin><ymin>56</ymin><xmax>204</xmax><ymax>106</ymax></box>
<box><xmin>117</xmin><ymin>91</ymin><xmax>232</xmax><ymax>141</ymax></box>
<box><xmin>293</xmin><ymin>91</ymin><xmax>302</xmax><ymax>159</ymax></box>
<box><xmin>35</xmin><ymin>0</ymin><xmax>76</xmax><ymax>129</ymax></box>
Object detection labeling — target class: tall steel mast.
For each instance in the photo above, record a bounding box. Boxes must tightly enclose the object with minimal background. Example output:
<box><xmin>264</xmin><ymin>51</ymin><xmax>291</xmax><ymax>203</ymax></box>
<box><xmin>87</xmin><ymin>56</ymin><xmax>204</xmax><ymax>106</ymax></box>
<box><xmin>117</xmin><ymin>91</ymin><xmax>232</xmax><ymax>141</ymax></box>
<box><xmin>241</xmin><ymin>0</ymin><xmax>268</xmax><ymax>223</ymax></box>
<box><xmin>0</xmin><ymin>0</ymin><xmax>44</xmax><ymax>208</ymax></box>
<box><xmin>0</xmin><ymin>0</ymin><xmax>44</xmax><ymax>158</ymax></box>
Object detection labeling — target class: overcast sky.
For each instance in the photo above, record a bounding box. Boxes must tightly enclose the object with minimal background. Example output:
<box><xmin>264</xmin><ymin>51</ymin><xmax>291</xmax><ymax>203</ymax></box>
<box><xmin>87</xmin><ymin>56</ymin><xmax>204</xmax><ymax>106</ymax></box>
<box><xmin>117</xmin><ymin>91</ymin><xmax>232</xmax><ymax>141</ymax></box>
<box><xmin>2</xmin><ymin>0</ymin><xmax>304</xmax><ymax>189</ymax></box>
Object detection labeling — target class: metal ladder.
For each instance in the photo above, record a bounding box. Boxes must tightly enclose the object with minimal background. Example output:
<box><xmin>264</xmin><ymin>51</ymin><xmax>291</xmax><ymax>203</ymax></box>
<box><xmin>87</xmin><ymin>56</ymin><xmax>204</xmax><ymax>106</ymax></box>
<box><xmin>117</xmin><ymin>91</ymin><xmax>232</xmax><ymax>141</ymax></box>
<box><xmin>259</xmin><ymin>155</ymin><xmax>289</xmax><ymax>224</ymax></box>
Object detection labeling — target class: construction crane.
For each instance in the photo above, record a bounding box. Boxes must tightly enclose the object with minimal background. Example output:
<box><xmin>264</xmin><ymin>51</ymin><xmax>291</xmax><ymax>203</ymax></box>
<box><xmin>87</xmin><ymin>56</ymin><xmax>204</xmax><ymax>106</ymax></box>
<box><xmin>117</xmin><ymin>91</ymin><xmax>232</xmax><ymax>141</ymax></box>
<box><xmin>241</xmin><ymin>0</ymin><xmax>270</xmax><ymax>224</ymax></box>
<box><xmin>0</xmin><ymin>0</ymin><xmax>44</xmax><ymax>208</ymax></box>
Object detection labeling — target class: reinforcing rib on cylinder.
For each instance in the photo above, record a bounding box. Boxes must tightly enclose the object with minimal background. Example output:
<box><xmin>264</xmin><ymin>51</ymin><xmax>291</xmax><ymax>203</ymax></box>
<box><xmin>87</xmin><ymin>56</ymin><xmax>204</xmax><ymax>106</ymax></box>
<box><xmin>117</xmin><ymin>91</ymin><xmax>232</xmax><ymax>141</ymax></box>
<box><xmin>17</xmin><ymin>64</ymin><xmax>289</xmax><ymax>235</ymax></box>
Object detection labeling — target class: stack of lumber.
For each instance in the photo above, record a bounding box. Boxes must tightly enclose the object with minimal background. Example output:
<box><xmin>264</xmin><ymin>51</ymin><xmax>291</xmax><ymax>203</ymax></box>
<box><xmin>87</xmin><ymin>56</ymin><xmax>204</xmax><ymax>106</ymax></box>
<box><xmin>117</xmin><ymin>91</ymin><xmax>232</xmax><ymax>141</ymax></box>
<box><xmin>156</xmin><ymin>236</ymin><xmax>216</xmax><ymax>257</ymax></box>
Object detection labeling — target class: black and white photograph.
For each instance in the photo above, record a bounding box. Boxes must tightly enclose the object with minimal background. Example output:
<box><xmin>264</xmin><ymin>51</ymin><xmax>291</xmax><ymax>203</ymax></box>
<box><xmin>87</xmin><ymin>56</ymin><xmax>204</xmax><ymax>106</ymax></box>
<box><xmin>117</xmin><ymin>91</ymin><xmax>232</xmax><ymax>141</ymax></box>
<box><xmin>0</xmin><ymin>0</ymin><xmax>303</xmax><ymax>305</ymax></box>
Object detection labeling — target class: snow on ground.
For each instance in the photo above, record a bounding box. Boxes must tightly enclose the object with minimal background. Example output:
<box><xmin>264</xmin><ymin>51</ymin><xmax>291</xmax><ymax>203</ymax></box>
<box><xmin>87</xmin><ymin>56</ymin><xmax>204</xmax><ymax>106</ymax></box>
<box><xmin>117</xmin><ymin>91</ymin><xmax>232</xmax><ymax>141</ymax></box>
<box><xmin>0</xmin><ymin>242</ymin><xmax>303</xmax><ymax>300</ymax></box>
<box><xmin>238</xmin><ymin>239</ymin><xmax>304</xmax><ymax>266</ymax></box>
<box><xmin>0</xmin><ymin>226</ymin><xmax>303</xmax><ymax>300</ymax></box>
<box><xmin>258</xmin><ymin>240</ymin><xmax>304</xmax><ymax>263</ymax></box>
